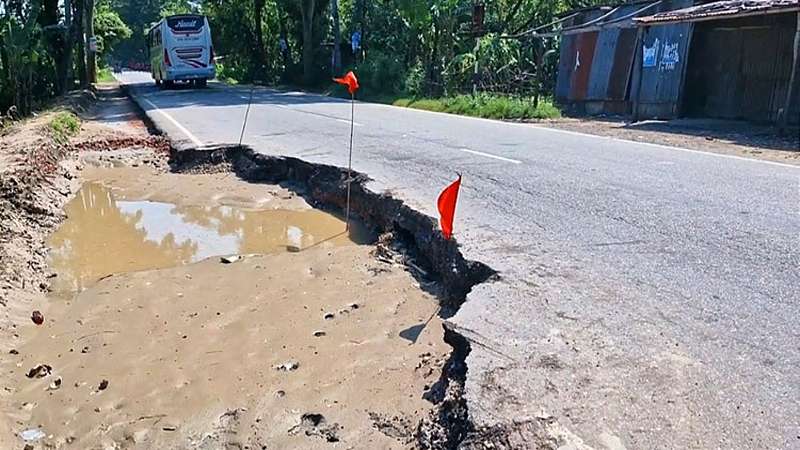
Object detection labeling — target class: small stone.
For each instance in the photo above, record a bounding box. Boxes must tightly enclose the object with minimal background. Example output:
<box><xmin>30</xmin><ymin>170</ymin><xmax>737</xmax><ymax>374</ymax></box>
<box><xmin>26</xmin><ymin>364</ymin><xmax>52</xmax><ymax>379</ymax></box>
<box><xmin>98</xmin><ymin>379</ymin><xmax>109</xmax><ymax>391</ymax></box>
<box><xmin>9</xmin><ymin>349</ymin><xmax>18</xmax><ymax>355</ymax></box>
<box><xmin>349</xmin><ymin>303</ymin><xmax>359</xmax><ymax>310</ymax></box>
<box><xmin>220</xmin><ymin>255</ymin><xmax>242</xmax><ymax>264</ymax></box>
<box><xmin>274</xmin><ymin>390</ymin><xmax>285</xmax><ymax>398</ymax></box>
<box><xmin>94</xmin><ymin>407</ymin><xmax>101</xmax><ymax>412</ymax></box>
<box><xmin>162</xmin><ymin>425</ymin><xmax>177</xmax><ymax>431</ymax></box>
<box><xmin>313</xmin><ymin>330</ymin><xmax>326</xmax><ymax>337</ymax></box>
<box><xmin>31</xmin><ymin>311</ymin><xmax>44</xmax><ymax>325</ymax></box>
<box><xmin>274</xmin><ymin>361</ymin><xmax>299</xmax><ymax>372</ymax></box>
<box><xmin>81</xmin><ymin>346</ymin><xmax>90</xmax><ymax>354</ymax></box>
<box><xmin>323</xmin><ymin>312</ymin><xmax>334</xmax><ymax>320</ymax></box>
<box><xmin>47</xmin><ymin>376</ymin><xmax>62</xmax><ymax>391</ymax></box>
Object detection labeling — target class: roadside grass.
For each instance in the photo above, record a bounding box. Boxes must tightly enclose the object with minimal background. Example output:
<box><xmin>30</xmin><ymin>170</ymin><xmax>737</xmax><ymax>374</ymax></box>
<box><xmin>216</xmin><ymin>73</ymin><xmax>562</xmax><ymax>121</ymax></box>
<box><xmin>390</xmin><ymin>94</ymin><xmax>561</xmax><ymax>120</ymax></box>
<box><xmin>97</xmin><ymin>67</ymin><xmax>115</xmax><ymax>83</ymax></box>
<box><xmin>48</xmin><ymin>111</ymin><xmax>81</xmax><ymax>144</ymax></box>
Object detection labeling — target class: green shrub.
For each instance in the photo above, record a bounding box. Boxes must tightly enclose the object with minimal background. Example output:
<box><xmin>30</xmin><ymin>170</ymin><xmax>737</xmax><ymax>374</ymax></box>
<box><xmin>408</xmin><ymin>99</ymin><xmax>447</xmax><ymax>113</ymax></box>
<box><xmin>403</xmin><ymin>63</ymin><xmax>425</xmax><ymax>96</ymax></box>
<box><xmin>49</xmin><ymin>112</ymin><xmax>81</xmax><ymax>143</ymax></box>
<box><xmin>392</xmin><ymin>98</ymin><xmax>413</xmax><ymax>107</ymax></box>
<box><xmin>358</xmin><ymin>51</ymin><xmax>406</xmax><ymax>96</ymax></box>
<box><xmin>391</xmin><ymin>93</ymin><xmax>561</xmax><ymax>120</ymax></box>
<box><xmin>97</xmin><ymin>67</ymin><xmax>115</xmax><ymax>83</ymax></box>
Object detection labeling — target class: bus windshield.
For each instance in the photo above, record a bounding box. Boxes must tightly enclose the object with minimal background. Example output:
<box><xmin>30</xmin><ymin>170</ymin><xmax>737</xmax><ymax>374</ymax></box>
<box><xmin>166</xmin><ymin>16</ymin><xmax>204</xmax><ymax>33</ymax></box>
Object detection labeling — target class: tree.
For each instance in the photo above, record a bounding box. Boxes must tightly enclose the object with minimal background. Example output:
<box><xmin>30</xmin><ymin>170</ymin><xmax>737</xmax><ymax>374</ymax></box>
<box><xmin>253</xmin><ymin>0</ymin><xmax>266</xmax><ymax>78</ymax></box>
<box><xmin>160</xmin><ymin>0</ymin><xmax>200</xmax><ymax>17</ymax></box>
<box><xmin>94</xmin><ymin>1</ymin><xmax>132</xmax><ymax>63</ymax></box>
<box><xmin>299</xmin><ymin>0</ymin><xmax>316</xmax><ymax>85</ymax></box>
<box><xmin>86</xmin><ymin>0</ymin><xmax>97</xmax><ymax>83</ymax></box>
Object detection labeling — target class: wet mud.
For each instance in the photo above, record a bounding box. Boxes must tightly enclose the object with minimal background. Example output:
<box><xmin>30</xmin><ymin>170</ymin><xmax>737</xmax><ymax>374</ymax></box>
<box><xmin>7</xmin><ymin>165</ymin><xmax>449</xmax><ymax>449</ymax></box>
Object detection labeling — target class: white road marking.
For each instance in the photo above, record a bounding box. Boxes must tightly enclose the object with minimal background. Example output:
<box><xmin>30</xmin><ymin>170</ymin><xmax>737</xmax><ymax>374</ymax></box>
<box><xmin>276</xmin><ymin>104</ymin><xmax>362</xmax><ymax>126</ymax></box>
<box><xmin>458</xmin><ymin>148</ymin><xmax>522</xmax><ymax>164</ymax></box>
<box><xmin>335</xmin><ymin>118</ymin><xmax>363</xmax><ymax>127</ymax></box>
<box><xmin>141</xmin><ymin>97</ymin><xmax>204</xmax><ymax>147</ymax></box>
<box><xmin>366</xmin><ymin>103</ymin><xmax>800</xmax><ymax>170</ymax></box>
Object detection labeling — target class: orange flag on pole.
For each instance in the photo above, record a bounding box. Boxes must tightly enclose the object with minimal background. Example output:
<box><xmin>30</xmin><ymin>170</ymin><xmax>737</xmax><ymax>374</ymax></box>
<box><xmin>333</xmin><ymin>71</ymin><xmax>359</xmax><ymax>95</ymax></box>
<box><xmin>437</xmin><ymin>175</ymin><xmax>462</xmax><ymax>240</ymax></box>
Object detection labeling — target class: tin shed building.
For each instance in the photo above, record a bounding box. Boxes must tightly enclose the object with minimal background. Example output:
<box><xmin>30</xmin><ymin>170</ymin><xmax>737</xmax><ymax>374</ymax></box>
<box><xmin>636</xmin><ymin>0</ymin><xmax>800</xmax><ymax>125</ymax></box>
<box><xmin>554</xmin><ymin>0</ymin><xmax>800</xmax><ymax>125</ymax></box>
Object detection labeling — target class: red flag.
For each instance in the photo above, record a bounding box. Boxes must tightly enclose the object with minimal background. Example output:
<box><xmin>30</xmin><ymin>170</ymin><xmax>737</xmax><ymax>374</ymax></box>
<box><xmin>333</xmin><ymin>71</ymin><xmax>359</xmax><ymax>95</ymax></box>
<box><xmin>437</xmin><ymin>175</ymin><xmax>462</xmax><ymax>240</ymax></box>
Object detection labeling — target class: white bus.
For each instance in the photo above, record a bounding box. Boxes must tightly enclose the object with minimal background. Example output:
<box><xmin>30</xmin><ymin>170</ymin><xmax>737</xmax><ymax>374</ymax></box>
<box><xmin>147</xmin><ymin>15</ymin><xmax>215</xmax><ymax>88</ymax></box>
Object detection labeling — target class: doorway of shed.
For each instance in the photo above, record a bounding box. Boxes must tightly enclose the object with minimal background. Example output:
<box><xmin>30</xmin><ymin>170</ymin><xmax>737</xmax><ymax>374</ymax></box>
<box><xmin>682</xmin><ymin>13</ymin><xmax>799</xmax><ymax>124</ymax></box>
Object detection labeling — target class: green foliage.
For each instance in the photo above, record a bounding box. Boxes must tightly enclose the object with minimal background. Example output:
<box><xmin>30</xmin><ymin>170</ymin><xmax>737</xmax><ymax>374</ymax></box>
<box><xmin>160</xmin><ymin>0</ymin><xmax>200</xmax><ymax>18</ymax></box>
<box><xmin>94</xmin><ymin>2</ymin><xmax>132</xmax><ymax>59</ymax></box>
<box><xmin>97</xmin><ymin>67</ymin><xmax>115</xmax><ymax>83</ymax></box>
<box><xmin>392</xmin><ymin>94</ymin><xmax>561</xmax><ymax>120</ymax></box>
<box><xmin>0</xmin><ymin>0</ymin><xmax>604</xmax><ymax>117</ymax></box>
<box><xmin>49</xmin><ymin>111</ymin><xmax>81</xmax><ymax>143</ymax></box>
<box><xmin>357</xmin><ymin>50</ymin><xmax>405</xmax><ymax>96</ymax></box>
<box><xmin>0</xmin><ymin>8</ymin><xmax>56</xmax><ymax>114</ymax></box>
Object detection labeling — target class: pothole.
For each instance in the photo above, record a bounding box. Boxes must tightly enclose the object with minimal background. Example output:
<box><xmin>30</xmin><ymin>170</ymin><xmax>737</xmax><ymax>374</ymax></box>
<box><xmin>47</xmin><ymin>178</ymin><xmax>371</xmax><ymax>293</ymax></box>
<box><xmin>10</xmin><ymin>164</ymin><xmax>450</xmax><ymax>449</ymax></box>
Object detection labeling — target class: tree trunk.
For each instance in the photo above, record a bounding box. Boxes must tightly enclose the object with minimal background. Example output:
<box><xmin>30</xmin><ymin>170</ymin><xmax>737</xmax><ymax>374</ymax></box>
<box><xmin>330</xmin><ymin>0</ymin><xmax>341</xmax><ymax>75</ymax></box>
<box><xmin>74</xmin><ymin>0</ymin><xmax>87</xmax><ymax>87</ymax></box>
<box><xmin>300</xmin><ymin>0</ymin><xmax>316</xmax><ymax>86</ymax></box>
<box><xmin>64</xmin><ymin>0</ymin><xmax>73</xmax><ymax>90</ymax></box>
<box><xmin>0</xmin><ymin>32</ymin><xmax>14</xmax><ymax>110</ymax></box>
<box><xmin>86</xmin><ymin>0</ymin><xmax>96</xmax><ymax>84</ymax></box>
<box><xmin>275</xmin><ymin>1</ymin><xmax>292</xmax><ymax>80</ymax></box>
<box><xmin>42</xmin><ymin>0</ymin><xmax>68</xmax><ymax>94</ymax></box>
<box><xmin>253</xmin><ymin>0</ymin><xmax>266</xmax><ymax>79</ymax></box>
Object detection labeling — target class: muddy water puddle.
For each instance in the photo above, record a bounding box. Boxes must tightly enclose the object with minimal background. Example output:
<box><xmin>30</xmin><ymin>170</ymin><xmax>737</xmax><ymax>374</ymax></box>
<box><xmin>5</xmin><ymin>167</ymin><xmax>447</xmax><ymax>449</ymax></box>
<box><xmin>48</xmin><ymin>181</ymin><xmax>371</xmax><ymax>293</ymax></box>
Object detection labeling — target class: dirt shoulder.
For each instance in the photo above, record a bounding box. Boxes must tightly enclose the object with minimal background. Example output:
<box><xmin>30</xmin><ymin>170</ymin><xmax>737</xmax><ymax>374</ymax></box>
<box><xmin>537</xmin><ymin>116</ymin><xmax>800</xmax><ymax>165</ymax></box>
<box><xmin>0</xmin><ymin>85</ymin><xmax>172</xmax><ymax>448</ymax></box>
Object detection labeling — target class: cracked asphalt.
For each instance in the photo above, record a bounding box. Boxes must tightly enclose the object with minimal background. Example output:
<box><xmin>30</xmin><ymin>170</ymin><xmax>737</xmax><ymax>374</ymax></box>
<box><xmin>118</xmin><ymin>71</ymin><xmax>799</xmax><ymax>449</ymax></box>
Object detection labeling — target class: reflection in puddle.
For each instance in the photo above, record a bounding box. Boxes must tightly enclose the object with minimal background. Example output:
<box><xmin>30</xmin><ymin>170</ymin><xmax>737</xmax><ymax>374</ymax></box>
<box><xmin>48</xmin><ymin>182</ymin><xmax>371</xmax><ymax>292</ymax></box>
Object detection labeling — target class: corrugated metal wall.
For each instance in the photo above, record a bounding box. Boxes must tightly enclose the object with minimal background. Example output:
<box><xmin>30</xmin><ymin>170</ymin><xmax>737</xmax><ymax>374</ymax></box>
<box><xmin>555</xmin><ymin>9</ymin><xmax>605</xmax><ymax>104</ymax></box>
<box><xmin>556</xmin><ymin>3</ymin><xmax>657</xmax><ymax>115</ymax></box>
<box><xmin>634</xmin><ymin>0</ymin><xmax>694</xmax><ymax>119</ymax></box>
<box><xmin>586</xmin><ymin>4</ymin><xmax>643</xmax><ymax>103</ymax></box>
<box><xmin>608</xmin><ymin>29</ymin><xmax>638</xmax><ymax>101</ymax></box>
<box><xmin>571</xmin><ymin>31</ymin><xmax>599</xmax><ymax>101</ymax></box>
<box><xmin>683</xmin><ymin>13</ymin><xmax>799</xmax><ymax>124</ymax></box>
<box><xmin>555</xmin><ymin>34</ymin><xmax>575</xmax><ymax>101</ymax></box>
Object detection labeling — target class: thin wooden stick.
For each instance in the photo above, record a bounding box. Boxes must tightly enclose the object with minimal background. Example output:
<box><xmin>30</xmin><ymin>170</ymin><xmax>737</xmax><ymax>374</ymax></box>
<box><xmin>345</xmin><ymin>93</ymin><xmax>355</xmax><ymax>231</ymax></box>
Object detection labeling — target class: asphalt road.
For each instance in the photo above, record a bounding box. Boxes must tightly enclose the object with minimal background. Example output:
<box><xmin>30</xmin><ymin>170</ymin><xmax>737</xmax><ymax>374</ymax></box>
<box><xmin>118</xmin><ymin>71</ymin><xmax>799</xmax><ymax>449</ymax></box>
